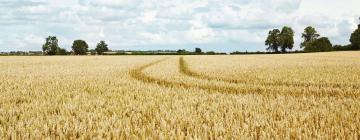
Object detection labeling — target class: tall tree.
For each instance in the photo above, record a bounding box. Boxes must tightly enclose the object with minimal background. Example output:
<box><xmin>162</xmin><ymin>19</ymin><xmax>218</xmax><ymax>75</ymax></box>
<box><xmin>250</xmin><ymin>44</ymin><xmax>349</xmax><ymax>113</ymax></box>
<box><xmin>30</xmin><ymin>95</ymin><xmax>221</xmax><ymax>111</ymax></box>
<box><xmin>350</xmin><ymin>24</ymin><xmax>360</xmax><ymax>50</ymax></box>
<box><xmin>95</xmin><ymin>40</ymin><xmax>109</xmax><ymax>55</ymax></box>
<box><xmin>265</xmin><ymin>29</ymin><xmax>281</xmax><ymax>52</ymax></box>
<box><xmin>279</xmin><ymin>26</ymin><xmax>294</xmax><ymax>52</ymax></box>
<box><xmin>301</xmin><ymin>26</ymin><xmax>320</xmax><ymax>48</ymax></box>
<box><xmin>56</xmin><ymin>47</ymin><xmax>67</xmax><ymax>55</ymax></box>
<box><xmin>195</xmin><ymin>48</ymin><xmax>202</xmax><ymax>54</ymax></box>
<box><xmin>42</xmin><ymin>36</ymin><xmax>59</xmax><ymax>55</ymax></box>
<box><xmin>72</xmin><ymin>40</ymin><xmax>89</xmax><ymax>55</ymax></box>
<box><xmin>304</xmin><ymin>37</ymin><xmax>332</xmax><ymax>52</ymax></box>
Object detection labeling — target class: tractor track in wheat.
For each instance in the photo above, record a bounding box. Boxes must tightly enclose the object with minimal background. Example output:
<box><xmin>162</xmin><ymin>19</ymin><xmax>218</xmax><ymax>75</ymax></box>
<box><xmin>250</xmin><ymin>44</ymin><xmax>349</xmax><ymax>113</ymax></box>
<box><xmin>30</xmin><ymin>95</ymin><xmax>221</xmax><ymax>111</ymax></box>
<box><xmin>179</xmin><ymin>57</ymin><xmax>360</xmax><ymax>90</ymax></box>
<box><xmin>129</xmin><ymin>57</ymin><xmax>359</xmax><ymax>98</ymax></box>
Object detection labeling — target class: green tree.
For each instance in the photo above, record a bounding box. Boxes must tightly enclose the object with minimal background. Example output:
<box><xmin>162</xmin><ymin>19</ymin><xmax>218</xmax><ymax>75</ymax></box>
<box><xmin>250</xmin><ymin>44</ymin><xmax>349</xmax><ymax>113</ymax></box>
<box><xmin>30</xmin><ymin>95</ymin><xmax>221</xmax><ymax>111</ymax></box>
<box><xmin>304</xmin><ymin>37</ymin><xmax>333</xmax><ymax>52</ymax></box>
<box><xmin>301</xmin><ymin>26</ymin><xmax>320</xmax><ymax>48</ymax></box>
<box><xmin>72</xmin><ymin>40</ymin><xmax>89</xmax><ymax>55</ymax></box>
<box><xmin>265</xmin><ymin>29</ymin><xmax>281</xmax><ymax>52</ymax></box>
<box><xmin>89</xmin><ymin>49</ymin><xmax>96</xmax><ymax>55</ymax></box>
<box><xmin>56</xmin><ymin>47</ymin><xmax>67</xmax><ymax>55</ymax></box>
<box><xmin>279</xmin><ymin>26</ymin><xmax>294</xmax><ymax>52</ymax></box>
<box><xmin>42</xmin><ymin>36</ymin><xmax>59</xmax><ymax>55</ymax></box>
<box><xmin>195</xmin><ymin>48</ymin><xmax>202</xmax><ymax>54</ymax></box>
<box><xmin>350</xmin><ymin>24</ymin><xmax>360</xmax><ymax>50</ymax></box>
<box><xmin>333</xmin><ymin>44</ymin><xmax>351</xmax><ymax>51</ymax></box>
<box><xmin>95</xmin><ymin>40</ymin><xmax>109</xmax><ymax>55</ymax></box>
<box><xmin>177</xmin><ymin>49</ymin><xmax>186</xmax><ymax>54</ymax></box>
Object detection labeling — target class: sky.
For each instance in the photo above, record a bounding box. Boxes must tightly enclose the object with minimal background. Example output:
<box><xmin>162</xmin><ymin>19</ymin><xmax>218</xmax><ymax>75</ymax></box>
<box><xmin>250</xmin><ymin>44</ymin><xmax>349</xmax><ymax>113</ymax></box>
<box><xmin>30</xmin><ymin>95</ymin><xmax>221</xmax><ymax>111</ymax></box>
<box><xmin>0</xmin><ymin>0</ymin><xmax>359</xmax><ymax>52</ymax></box>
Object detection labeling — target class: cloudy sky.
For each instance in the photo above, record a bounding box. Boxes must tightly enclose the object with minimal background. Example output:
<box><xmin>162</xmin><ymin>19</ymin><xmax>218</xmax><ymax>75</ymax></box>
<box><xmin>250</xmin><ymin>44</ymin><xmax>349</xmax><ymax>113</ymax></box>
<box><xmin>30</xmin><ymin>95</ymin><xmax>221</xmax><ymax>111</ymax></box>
<box><xmin>0</xmin><ymin>0</ymin><xmax>359</xmax><ymax>52</ymax></box>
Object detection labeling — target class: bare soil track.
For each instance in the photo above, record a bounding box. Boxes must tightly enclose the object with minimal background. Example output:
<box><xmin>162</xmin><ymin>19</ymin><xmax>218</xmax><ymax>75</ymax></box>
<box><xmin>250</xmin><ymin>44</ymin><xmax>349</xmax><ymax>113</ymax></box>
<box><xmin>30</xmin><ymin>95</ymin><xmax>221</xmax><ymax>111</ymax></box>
<box><xmin>130</xmin><ymin>57</ymin><xmax>359</xmax><ymax>98</ymax></box>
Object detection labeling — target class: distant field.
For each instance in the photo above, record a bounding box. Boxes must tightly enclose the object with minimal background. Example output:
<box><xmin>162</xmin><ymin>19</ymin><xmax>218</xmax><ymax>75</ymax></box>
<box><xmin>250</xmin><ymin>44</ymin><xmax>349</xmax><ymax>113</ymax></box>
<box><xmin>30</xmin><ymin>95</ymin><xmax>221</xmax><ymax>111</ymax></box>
<box><xmin>0</xmin><ymin>52</ymin><xmax>360</xmax><ymax>139</ymax></box>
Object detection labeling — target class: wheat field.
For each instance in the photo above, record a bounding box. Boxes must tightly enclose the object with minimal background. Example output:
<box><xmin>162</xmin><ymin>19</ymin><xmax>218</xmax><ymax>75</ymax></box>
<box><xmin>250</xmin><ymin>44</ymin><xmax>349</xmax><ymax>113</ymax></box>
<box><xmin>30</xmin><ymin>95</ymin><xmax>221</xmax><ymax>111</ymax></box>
<box><xmin>0</xmin><ymin>51</ymin><xmax>360</xmax><ymax>139</ymax></box>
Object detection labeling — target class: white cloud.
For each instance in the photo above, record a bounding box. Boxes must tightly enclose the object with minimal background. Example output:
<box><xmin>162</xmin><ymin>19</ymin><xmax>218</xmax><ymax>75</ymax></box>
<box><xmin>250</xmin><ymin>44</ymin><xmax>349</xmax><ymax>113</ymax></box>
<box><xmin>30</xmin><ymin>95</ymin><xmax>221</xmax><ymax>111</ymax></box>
<box><xmin>187</xmin><ymin>20</ymin><xmax>215</xmax><ymax>43</ymax></box>
<box><xmin>0</xmin><ymin>0</ymin><xmax>359</xmax><ymax>52</ymax></box>
<box><xmin>90</xmin><ymin>0</ymin><xmax>141</xmax><ymax>8</ymax></box>
<box><xmin>141</xmin><ymin>11</ymin><xmax>157</xmax><ymax>23</ymax></box>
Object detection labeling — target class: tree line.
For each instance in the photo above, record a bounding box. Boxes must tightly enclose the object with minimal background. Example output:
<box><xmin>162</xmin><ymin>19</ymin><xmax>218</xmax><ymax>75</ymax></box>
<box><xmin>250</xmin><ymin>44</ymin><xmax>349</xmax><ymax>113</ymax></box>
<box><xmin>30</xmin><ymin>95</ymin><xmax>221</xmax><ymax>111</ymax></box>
<box><xmin>41</xmin><ymin>37</ymin><xmax>224</xmax><ymax>55</ymax></box>
<box><xmin>41</xmin><ymin>23</ymin><xmax>360</xmax><ymax>55</ymax></box>
<box><xmin>42</xmin><ymin>37</ymin><xmax>109</xmax><ymax>55</ymax></box>
<box><xmin>265</xmin><ymin>23</ymin><xmax>360</xmax><ymax>52</ymax></box>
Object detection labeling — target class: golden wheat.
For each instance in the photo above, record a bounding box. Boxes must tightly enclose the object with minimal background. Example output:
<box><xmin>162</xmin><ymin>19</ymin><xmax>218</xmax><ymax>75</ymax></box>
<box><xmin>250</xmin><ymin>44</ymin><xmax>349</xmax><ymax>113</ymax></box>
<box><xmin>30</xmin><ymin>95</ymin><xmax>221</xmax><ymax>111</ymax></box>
<box><xmin>0</xmin><ymin>52</ymin><xmax>360</xmax><ymax>139</ymax></box>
